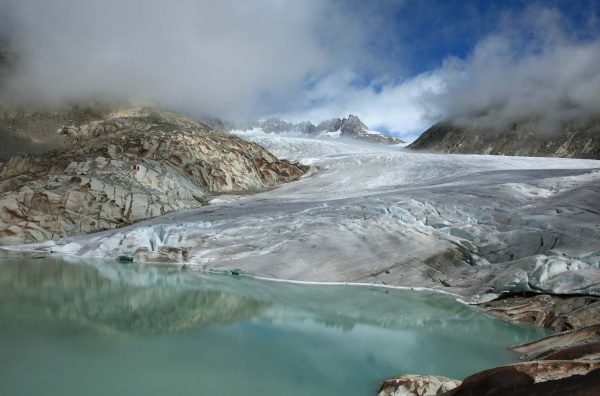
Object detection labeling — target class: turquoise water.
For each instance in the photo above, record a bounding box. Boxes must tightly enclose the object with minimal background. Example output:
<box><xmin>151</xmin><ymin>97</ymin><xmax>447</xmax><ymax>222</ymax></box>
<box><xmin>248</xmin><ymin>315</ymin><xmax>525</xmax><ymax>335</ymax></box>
<box><xmin>0</xmin><ymin>258</ymin><xmax>549</xmax><ymax>396</ymax></box>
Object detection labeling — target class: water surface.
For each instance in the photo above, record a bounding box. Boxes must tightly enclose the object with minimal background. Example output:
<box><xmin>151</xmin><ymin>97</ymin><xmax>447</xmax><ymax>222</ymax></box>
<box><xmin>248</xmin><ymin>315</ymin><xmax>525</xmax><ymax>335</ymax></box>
<box><xmin>0</xmin><ymin>258</ymin><xmax>550</xmax><ymax>396</ymax></box>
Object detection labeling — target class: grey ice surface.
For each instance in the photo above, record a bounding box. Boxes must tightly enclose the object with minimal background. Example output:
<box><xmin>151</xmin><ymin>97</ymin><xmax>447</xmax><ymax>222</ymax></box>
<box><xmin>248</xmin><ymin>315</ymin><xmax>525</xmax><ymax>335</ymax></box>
<box><xmin>8</xmin><ymin>130</ymin><xmax>600</xmax><ymax>301</ymax></box>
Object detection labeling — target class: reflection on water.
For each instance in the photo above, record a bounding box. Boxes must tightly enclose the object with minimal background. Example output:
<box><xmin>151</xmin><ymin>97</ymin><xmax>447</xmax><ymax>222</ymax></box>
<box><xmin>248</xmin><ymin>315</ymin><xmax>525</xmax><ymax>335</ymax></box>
<box><xmin>0</xmin><ymin>259</ymin><xmax>267</xmax><ymax>334</ymax></box>
<box><xmin>0</xmin><ymin>258</ymin><xmax>550</xmax><ymax>396</ymax></box>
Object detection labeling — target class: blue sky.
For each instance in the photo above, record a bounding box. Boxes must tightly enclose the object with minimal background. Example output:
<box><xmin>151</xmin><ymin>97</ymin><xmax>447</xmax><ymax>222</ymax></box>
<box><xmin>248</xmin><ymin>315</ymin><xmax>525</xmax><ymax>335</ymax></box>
<box><xmin>2</xmin><ymin>0</ymin><xmax>600</xmax><ymax>140</ymax></box>
<box><xmin>361</xmin><ymin>0</ymin><xmax>599</xmax><ymax>74</ymax></box>
<box><xmin>275</xmin><ymin>0</ymin><xmax>600</xmax><ymax>140</ymax></box>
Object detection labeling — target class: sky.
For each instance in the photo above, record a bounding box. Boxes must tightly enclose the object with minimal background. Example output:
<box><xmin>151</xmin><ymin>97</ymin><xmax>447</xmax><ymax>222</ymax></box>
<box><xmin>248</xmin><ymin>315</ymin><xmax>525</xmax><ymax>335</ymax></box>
<box><xmin>1</xmin><ymin>0</ymin><xmax>600</xmax><ymax>141</ymax></box>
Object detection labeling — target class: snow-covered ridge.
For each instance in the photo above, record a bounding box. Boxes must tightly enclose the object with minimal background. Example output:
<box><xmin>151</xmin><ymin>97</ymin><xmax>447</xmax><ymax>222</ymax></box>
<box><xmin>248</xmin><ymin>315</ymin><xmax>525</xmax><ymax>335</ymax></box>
<box><xmin>238</xmin><ymin>114</ymin><xmax>405</xmax><ymax>145</ymax></box>
<box><xmin>6</xmin><ymin>133</ymin><xmax>600</xmax><ymax>301</ymax></box>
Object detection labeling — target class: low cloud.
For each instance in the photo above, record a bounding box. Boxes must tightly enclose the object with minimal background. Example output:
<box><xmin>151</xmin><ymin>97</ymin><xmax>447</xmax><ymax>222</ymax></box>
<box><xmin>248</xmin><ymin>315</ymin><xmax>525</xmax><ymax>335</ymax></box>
<box><xmin>278</xmin><ymin>70</ymin><xmax>443</xmax><ymax>139</ymax></box>
<box><xmin>0</xmin><ymin>0</ymin><xmax>368</xmax><ymax>120</ymax></box>
<box><xmin>281</xmin><ymin>6</ymin><xmax>600</xmax><ymax>139</ymax></box>
<box><xmin>431</xmin><ymin>7</ymin><xmax>600</xmax><ymax>132</ymax></box>
<box><xmin>1</xmin><ymin>2</ymin><xmax>599</xmax><ymax>139</ymax></box>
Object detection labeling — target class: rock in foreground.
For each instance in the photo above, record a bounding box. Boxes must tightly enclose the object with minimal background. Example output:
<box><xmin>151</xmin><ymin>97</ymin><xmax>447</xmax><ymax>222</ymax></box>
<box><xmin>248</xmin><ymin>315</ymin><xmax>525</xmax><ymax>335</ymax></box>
<box><xmin>443</xmin><ymin>361</ymin><xmax>600</xmax><ymax>396</ymax></box>
<box><xmin>0</xmin><ymin>107</ymin><xmax>303</xmax><ymax>244</ymax></box>
<box><xmin>377</xmin><ymin>375</ymin><xmax>460</xmax><ymax>396</ymax></box>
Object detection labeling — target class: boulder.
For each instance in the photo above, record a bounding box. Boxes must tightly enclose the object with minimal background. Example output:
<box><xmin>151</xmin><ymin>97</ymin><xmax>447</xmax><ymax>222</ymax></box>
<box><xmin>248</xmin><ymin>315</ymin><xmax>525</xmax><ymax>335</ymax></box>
<box><xmin>442</xmin><ymin>361</ymin><xmax>600</xmax><ymax>396</ymax></box>
<box><xmin>377</xmin><ymin>375</ymin><xmax>460</xmax><ymax>396</ymax></box>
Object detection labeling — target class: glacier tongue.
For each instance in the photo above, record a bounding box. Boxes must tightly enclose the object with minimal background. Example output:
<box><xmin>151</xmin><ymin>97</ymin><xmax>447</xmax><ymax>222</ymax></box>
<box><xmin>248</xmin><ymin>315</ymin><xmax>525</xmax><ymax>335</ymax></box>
<box><xmin>10</xmin><ymin>130</ymin><xmax>600</xmax><ymax>300</ymax></box>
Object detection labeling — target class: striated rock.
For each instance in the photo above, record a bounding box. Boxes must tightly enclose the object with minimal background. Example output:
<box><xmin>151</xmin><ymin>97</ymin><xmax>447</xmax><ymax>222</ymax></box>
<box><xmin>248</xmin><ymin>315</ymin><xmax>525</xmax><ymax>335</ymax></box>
<box><xmin>409</xmin><ymin>118</ymin><xmax>600</xmax><ymax>159</ymax></box>
<box><xmin>0</xmin><ymin>107</ymin><xmax>303</xmax><ymax>244</ymax></box>
<box><xmin>377</xmin><ymin>375</ymin><xmax>460</xmax><ymax>396</ymax></box>
<box><xmin>479</xmin><ymin>294</ymin><xmax>600</xmax><ymax>331</ymax></box>
<box><xmin>512</xmin><ymin>325</ymin><xmax>600</xmax><ymax>361</ymax></box>
<box><xmin>442</xmin><ymin>361</ymin><xmax>600</xmax><ymax>396</ymax></box>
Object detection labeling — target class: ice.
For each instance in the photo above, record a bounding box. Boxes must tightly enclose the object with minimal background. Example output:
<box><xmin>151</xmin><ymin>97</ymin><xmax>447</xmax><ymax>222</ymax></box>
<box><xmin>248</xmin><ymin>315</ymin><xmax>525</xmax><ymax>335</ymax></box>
<box><xmin>7</xmin><ymin>132</ymin><xmax>600</xmax><ymax>300</ymax></box>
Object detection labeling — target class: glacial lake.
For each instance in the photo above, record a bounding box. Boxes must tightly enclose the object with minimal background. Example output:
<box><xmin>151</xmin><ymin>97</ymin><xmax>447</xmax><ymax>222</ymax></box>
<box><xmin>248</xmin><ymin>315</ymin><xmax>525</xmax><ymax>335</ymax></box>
<box><xmin>0</xmin><ymin>258</ymin><xmax>550</xmax><ymax>396</ymax></box>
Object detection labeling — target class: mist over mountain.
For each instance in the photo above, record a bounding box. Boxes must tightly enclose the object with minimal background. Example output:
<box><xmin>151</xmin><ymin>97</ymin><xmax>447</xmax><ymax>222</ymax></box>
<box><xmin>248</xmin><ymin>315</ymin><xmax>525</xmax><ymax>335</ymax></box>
<box><xmin>409</xmin><ymin>117</ymin><xmax>600</xmax><ymax>159</ymax></box>
<box><xmin>240</xmin><ymin>114</ymin><xmax>404</xmax><ymax>145</ymax></box>
<box><xmin>0</xmin><ymin>0</ymin><xmax>383</xmax><ymax>122</ymax></box>
<box><xmin>427</xmin><ymin>10</ymin><xmax>600</xmax><ymax>134</ymax></box>
<box><xmin>1</xmin><ymin>2</ymin><xmax>599</xmax><ymax>140</ymax></box>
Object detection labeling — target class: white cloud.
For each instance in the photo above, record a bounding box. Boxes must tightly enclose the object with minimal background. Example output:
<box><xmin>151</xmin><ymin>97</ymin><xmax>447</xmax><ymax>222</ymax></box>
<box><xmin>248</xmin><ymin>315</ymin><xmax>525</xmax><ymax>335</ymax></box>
<box><xmin>0</xmin><ymin>0</ymin><xmax>364</xmax><ymax>120</ymax></box>
<box><xmin>279</xmin><ymin>70</ymin><xmax>443</xmax><ymax>141</ymax></box>
<box><xmin>432</xmin><ymin>32</ymin><xmax>600</xmax><ymax>132</ymax></box>
<box><xmin>281</xmin><ymin>6</ymin><xmax>600</xmax><ymax>138</ymax></box>
<box><xmin>2</xmin><ymin>2</ymin><xmax>599</xmax><ymax>139</ymax></box>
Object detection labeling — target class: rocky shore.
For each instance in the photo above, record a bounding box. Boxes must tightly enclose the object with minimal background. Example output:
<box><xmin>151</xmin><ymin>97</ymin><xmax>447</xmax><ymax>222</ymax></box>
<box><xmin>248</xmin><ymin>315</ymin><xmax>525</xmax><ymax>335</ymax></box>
<box><xmin>0</xmin><ymin>106</ymin><xmax>303</xmax><ymax>244</ymax></box>
<box><xmin>378</xmin><ymin>293</ymin><xmax>600</xmax><ymax>395</ymax></box>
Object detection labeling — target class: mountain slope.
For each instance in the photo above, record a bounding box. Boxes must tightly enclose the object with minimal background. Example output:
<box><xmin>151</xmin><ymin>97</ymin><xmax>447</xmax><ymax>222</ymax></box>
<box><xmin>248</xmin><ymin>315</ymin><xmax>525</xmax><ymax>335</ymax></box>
<box><xmin>0</xmin><ymin>107</ymin><xmax>303</xmax><ymax>244</ymax></box>
<box><xmin>409</xmin><ymin>118</ymin><xmax>600</xmax><ymax>159</ymax></box>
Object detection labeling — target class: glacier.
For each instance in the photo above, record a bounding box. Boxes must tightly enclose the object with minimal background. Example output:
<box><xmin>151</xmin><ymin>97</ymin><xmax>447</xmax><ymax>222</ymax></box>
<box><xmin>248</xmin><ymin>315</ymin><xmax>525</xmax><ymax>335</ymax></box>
<box><xmin>7</xmin><ymin>129</ymin><xmax>600</xmax><ymax>302</ymax></box>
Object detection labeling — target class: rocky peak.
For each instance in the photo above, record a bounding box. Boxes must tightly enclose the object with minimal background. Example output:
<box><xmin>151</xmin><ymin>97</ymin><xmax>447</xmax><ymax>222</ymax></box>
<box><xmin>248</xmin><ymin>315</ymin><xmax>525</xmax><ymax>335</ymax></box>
<box><xmin>339</xmin><ymin>114</ymin><xmax>369</xmax><ymax>135</ymax></box>
<box><xmin>245</xmin><ymin>114</ymin><xmax>404</xmax><ymax>145</ymax></box>
<box><xmin>261</xmin><ymin>117</ymin><xmax>292</xmax><ymax>133</ymax></box>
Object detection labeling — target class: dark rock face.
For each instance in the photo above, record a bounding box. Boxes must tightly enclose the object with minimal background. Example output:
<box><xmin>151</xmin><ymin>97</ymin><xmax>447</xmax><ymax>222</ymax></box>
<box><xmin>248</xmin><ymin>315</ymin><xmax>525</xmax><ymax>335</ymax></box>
<box><xmin>0</xmin><ymin>46</ymin><xmax>12</xmax><ymax>81</ymax></box>
<box><xmin>0</xmin><ymin>104</ymin><xmax>119</xmax><ymax>160</ymax></box>
<box><xmin>379</xmin><ymin>361</ymin><xmax>600</xmax><ymax>396</ymax></box>
<box><xmin>443</xmin><ymin>363</ymin><xmax>600</xmax><ymax>396</ymax></box>
<box><xmin>243</xmin><ymin>114</ymin><xmax>404</xmax><ymax>145</ymax></box>
<box><xmin>0</xmin><ymin>107</ymin><xmax>304</xmax><ymax>244</ymax></box>
<box><xmin>409</xmin><ymin>119</ymin><xmax>600</xmax><ymax>159</ymax></box>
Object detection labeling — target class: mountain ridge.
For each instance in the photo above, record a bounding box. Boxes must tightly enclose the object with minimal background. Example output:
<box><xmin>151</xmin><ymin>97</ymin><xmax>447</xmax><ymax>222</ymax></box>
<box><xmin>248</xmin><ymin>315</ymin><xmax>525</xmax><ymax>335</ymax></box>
<box><xmin>239</xmin><ymin>114</ymin><xmax>405</xmax><ymax>145</ymax></box>
<box><xmin>409</xmin><ymin>117</ymin><xmax>600</xmax><ymax>159</ymax></box>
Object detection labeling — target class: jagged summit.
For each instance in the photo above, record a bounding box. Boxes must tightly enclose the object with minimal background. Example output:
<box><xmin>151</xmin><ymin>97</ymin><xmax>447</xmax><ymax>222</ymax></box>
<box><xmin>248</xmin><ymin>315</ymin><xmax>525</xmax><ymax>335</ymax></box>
<box><xmin>241</xmin><ymin>114</ymin><xmax>404</xmax><ymax>145</ymax></box>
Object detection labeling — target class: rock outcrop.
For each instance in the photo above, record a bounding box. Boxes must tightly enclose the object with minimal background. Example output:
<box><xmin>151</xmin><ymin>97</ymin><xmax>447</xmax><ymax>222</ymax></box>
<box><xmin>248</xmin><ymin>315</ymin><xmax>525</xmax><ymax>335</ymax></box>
<box><xmin>377</xmin><ymin>375</ymin><xmax>461</xmax><ymax>396</ymax></box>
<box><xmin>512</xmin><ymin>325</ymin><xmax>600</xmax><ymax>362</ymax></box>
<box><xmin>0</xmin><ymin>107</ymin><xmax>303</xmax><ymax>244</ymax></box>
<box><xmin>443</xmin><ymin>361</ymin><xmax>600</xmax><ymax>396</ymax></box>
<box><xmin>381</xmin><ymin>294</ymin><xmax>600</xmax><ymax>395</ymax></box>
<box><xmin>243</xmin><ymin>114</ymin><xmax>405</xmax><ymax>145</ymax></box>
<box><xmin>409</xmin><ymin>118</ymin><xmax>600</xmax><ymax>159</ymax></box>
<box><xmin>480</xmin><ymin>294</ymin><xmax>600</xmax><ymax>332</ymax></box>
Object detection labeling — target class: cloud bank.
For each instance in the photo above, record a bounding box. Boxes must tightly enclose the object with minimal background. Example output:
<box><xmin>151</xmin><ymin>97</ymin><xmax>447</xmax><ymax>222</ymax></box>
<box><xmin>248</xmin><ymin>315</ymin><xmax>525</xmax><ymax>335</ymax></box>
<box><xmin>432</xmin><ymin>8</ymin><xmax>600</xmax><ymax>133</ymax></box>
<box><xmin>1</xmin><ymin>2</ymin><xmax>600</xmax><ymax>139</ymax></box>
<box><xmin>0</xmin><ymin>0</ymin><xmax>369</xmax><ymax>120</ymax></box>
<box><xmin>278</xmin><ymin>7</ymin><xmax>600</xmax><ymax>139</ymax></box>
